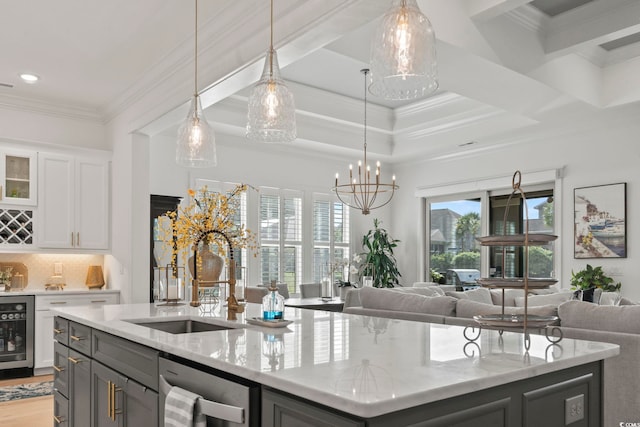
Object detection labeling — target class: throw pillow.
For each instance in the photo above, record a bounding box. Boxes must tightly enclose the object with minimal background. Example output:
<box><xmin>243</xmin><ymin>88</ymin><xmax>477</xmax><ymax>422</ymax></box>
<box><xmin>558</xmin><ymin>300</ymin><xmax>640</xmax><ymax>334</ymax></box>
<box><xmin>599</xmin><ymin>292</ymin><xmax>622</xmax><ymax>306</ymax></box>
<box><xmin>490</xmin><ymin>289</ymin><xmax>525</xmax><ymax>307</ymax></box>
<box><xmin>445</xmin><ymin>287</ymin><xmax>493</xmax><ymax>305</ymax></box>
<box><xmin>393</xmin><ymin>287</ymin><xmax>445</xmax><ymax>297</ymax></box>
<box><xmin>456</xmin><ymin>299</ymin><xmax>558</xmax><ymax>320</ymax></box>
<box><xmin>513</xmin><ymin>292</ymin><xmax>572</xmax><ymax>307</ymax></box>
<box><xmin>359</xmin><ymin>287</ymin><xmax>457</xmax><ymax>317</ymax></box>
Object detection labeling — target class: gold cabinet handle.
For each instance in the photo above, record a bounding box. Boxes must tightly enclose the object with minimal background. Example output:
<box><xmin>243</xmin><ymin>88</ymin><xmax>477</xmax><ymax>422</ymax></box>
<box><xmin>53</xmin><ymin>365</ymin><xmax>65</xmax><ymax>373</ymax></box>
<box><xmin>53</xmin><ymin>415</ymin><xmax>66</xmax><ymax>424</ymax></box>
<box><xmin>71</xmin><ymin>232</ymin><xmax>74</xmax><ymax>247</ymax></box>
<box><xmin>53</xmin><ymin>327</ymin><xmax>65</xmax><ymax>334</ymax></box>
<box><xmin>70</xmin><ymin>335</ymin><xmax>85</xmax><ymax>341</ymax></box>
<box><xmin>76</xmin><ymin>232</ymin><xmax>80</xmax><ymax>247</ymax></box>
<box><xmin>107</xmin><ymin>381</ymin><xmax>112</xmax><ymax>420</ymax></box>
<box><xmin>67</xmin><ymin>356</ymin><xmax>82</xmax><ymax>364</ymax></box>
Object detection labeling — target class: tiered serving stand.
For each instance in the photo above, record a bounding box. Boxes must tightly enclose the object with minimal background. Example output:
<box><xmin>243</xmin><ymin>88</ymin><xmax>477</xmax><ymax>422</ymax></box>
<box><xmin>463</xmin><ymin>171</ymin><xmax>562</xmax><ymax>350</ymax></box>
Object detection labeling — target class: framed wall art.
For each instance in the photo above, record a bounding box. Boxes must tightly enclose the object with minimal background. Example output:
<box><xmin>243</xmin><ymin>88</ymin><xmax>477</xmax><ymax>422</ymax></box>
<box><xmin>574</xmin><ymin>182</ymin><xmax>626</xmax><ymax>258</ymax></box>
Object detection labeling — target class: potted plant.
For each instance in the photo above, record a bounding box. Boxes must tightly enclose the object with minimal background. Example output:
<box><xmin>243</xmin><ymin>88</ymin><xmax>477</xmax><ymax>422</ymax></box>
<box><xmin>570</xmin><ymin>264</ymin><xmax>621</xmax><ymax>292</ymax></box>
<box><xmin>361</xmin><ymin>219</ymin><xmax>401</xmax><ymax>287</ymax></box>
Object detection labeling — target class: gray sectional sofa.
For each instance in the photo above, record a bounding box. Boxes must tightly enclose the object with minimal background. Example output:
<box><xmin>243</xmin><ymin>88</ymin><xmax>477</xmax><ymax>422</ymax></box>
<box><xmin>342</xmin><ymin>286</ymin><xmax>640</xmax><ymax>425</ymax></box>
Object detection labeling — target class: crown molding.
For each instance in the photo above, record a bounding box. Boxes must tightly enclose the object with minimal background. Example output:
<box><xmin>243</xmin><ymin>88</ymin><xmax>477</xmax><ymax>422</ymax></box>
<box><xmin>398</xmin><ymin>106</ymin><xmax>503</xmax><ymax>141</ymax></box>
<box><xmin>505</xmin><ymin>5</ymin><xmax>546</xmax><ymax>33</ymax></box>
<box><xmin>0</xmin><ymin>93</ymin><xmax>102</xmax><ymax>123</ymax></box>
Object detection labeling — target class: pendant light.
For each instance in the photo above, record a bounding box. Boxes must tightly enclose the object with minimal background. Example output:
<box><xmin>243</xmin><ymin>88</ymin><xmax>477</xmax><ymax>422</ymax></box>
<box><xmin>246</xmin><ymin>0</ymin><xmax>296</xmax><ymax>143</ymax></box>
<box><xmin>176</xmin><ymin>0</ymin><xmax>216</xmax><ymax>168</ymax></box>
<box><xmin>369</xmin><ymin>0</ymin><xmax>438</xmax><ymax>100</ymax></box>
<box><xmin>333</xmin><ymin>69</ymin><xmax>398</xmax><ymax>215</ymax></box>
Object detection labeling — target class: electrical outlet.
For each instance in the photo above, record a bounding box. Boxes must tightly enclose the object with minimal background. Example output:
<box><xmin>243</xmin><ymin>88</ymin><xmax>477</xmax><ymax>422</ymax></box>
<box><xmin>565</xmin><ymin>394</ymin><xmax>584</xmax><ymax>425</ymax></box>
<box><xmin>54</xmin><ymin>262</ymin><xmax>63</xmax><ymax>275</ymax></box>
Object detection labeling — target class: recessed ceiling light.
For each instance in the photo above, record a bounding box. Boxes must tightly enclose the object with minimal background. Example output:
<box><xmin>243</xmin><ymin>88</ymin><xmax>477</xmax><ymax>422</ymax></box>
<box><xmin>19</xmin><ymin>73</ymin><xmax>39</xmax><ymax>84</ymax></box>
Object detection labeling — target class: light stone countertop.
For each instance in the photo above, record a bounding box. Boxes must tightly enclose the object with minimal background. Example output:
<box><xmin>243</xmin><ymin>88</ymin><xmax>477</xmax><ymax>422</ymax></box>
<box><xmin>52</xmin><ymin>302</ymin><xmax>619</xmax><ymax>418</ymax></box>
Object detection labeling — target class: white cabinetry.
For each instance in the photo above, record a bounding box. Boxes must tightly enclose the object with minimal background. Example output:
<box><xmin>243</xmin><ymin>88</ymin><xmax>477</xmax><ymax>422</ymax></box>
<box><xmin>0</xmin><ymin>149</ymin><xmax>37</xmax><ymax>206</ymax></box>
<box><xmin>34</xmin><ymin>292</ymin><xmax>120</xmax><ymax>371</ymax></box>
<box><xmin>38</xmin><ymin>154</ymin><xmax>110</xmax><ymax>249</ymax></box>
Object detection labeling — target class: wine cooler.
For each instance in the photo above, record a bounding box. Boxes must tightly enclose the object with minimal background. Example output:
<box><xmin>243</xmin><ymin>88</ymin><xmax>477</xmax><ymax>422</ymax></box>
<box><xmin>0</xmin><ymin>295</ymin><xmax>34</xmax><ymax>373</ymax></box>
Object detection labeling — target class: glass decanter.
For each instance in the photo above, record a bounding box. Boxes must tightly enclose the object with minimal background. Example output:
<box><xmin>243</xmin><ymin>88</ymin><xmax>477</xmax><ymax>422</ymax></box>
<box><xmin>262</xmin><ymin>280</ymin><xmax>284</xmax><ymax>320</ymax></box>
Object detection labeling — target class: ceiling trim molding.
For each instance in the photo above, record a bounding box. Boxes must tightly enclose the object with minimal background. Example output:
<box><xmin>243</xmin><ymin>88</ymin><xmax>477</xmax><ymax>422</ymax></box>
<box><xmin>505</xmin><ymin>5</ymin><xmax>546</xmax><ymax>33</ymax></box>
<box><xmin>397</xmin><ymin>107</ymin><xmax>504</xmax><ymax>141</ymax></box>
<box><xmin>414</xmin><ymin>168</ymin><xmax>560</xmax><ymax>198</ymax></box>
<box><xmin>394</xmin><ymin>92</ymin><xmax>463</xmax><ymax>118</ymax></box>
<box><xmin>0</xmin><ymin>93</ymin><xmax>103</xmax><ymax>123</ymax></box>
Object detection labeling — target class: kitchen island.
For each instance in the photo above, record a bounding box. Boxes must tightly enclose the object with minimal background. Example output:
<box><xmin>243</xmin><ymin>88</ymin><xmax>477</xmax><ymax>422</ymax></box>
<box><xmin>52</xmin><ymin>302</ymin><xmax>618</xmax><ymax>426</ymax></box>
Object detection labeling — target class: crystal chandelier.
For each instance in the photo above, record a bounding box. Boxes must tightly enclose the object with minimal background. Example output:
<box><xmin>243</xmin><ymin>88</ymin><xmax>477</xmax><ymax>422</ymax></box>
<box><xmin>176</xmin><ymin>0</ymin><xmax>216</xmax><ymax>168</ymax></box>
<box><xmin>246</xmin><ymin>0</ymin><xmax>296</xmax><ymax>143</ymax></box>
<box><xmin>333</xmin><ymin>69</ymin><xmax>398</xmax><ymax>215</ymax></box>
<box><xmin>369</xmin><ymin>0</ymin><xmax>438</xmax><ymax>100</ymax></box>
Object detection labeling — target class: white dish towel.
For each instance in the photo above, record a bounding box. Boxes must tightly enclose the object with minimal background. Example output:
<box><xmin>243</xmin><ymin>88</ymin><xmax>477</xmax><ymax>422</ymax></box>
<box><xmin>164</xmin><ymin>386</ymin><xmax>206</xmax><ymax>427</ymax></box>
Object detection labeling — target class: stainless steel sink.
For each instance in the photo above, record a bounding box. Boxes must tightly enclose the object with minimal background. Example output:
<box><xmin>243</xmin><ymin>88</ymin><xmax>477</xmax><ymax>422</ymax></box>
<box><xmin>128</xmin><ymin>319</ymin><xmax>233</xmax><ymax>334</ymax></box>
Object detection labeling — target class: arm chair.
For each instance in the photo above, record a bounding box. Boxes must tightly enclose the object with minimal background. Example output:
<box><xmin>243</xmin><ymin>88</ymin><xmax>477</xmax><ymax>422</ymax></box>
<box><xmin>299</xmin><ymin>283</ymin><xmax>321</xmax><ymax>298</ymax></box>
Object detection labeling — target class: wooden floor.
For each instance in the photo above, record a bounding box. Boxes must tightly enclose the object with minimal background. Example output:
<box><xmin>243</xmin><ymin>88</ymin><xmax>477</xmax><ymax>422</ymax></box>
<box><xmin>0</xmin><ymin>375</ymin><xmax>53</xmax><ymax>427</ymax></box>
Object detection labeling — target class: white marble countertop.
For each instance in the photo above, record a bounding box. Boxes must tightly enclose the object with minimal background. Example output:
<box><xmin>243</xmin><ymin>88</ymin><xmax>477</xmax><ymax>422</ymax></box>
<box><xmin>52</xmin><ymin>302</ymin><xmax>619</xmax><ymax>418</ymax></box>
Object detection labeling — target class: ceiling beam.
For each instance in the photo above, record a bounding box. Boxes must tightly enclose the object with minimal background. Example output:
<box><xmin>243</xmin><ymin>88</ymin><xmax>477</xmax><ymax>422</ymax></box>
<box><xmin>465</xmin><ymin>0</ymin><xmax>532</xmax><ymax>22</ymax></box>
<box><xmin>545</xmin><ymin>0</ymin><xmax>640</xmax><ymax>57</ymax></box>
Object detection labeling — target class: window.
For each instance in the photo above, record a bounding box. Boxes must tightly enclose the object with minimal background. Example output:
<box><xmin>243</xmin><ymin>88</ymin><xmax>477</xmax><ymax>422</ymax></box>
<box><xmin>423</xmin><ymin>170</ymin><xmax>558</xmax><ymax>282</ymax></box>
<box><xmin>489</xmin><ymin>191</ymin><xmax>554</xmax><ymax>278</ymax></box>
<box><xmin>259</xmin><ymin>189</ymin><xmax>302</xmax><ymax>293</ymax></box>
<box><xmin>312</xmin><ymin>195</ymin><xmax>350</xmax><ymax>283</ymax></box>
<box><xmin>429</xmin><ymin>198</ymin><xmax>482</xmax><ymax>285</ymax></box>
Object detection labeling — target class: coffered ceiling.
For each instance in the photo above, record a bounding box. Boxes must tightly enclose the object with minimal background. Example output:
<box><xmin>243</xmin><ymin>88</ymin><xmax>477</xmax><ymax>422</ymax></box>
<box><xmin>2</xmin><ymin>0</ymin><xmax>640</xmax><ymax>162</ymax></box>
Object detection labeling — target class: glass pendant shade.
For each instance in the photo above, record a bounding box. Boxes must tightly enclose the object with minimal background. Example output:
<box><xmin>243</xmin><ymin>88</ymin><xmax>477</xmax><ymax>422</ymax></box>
<box><xmin>246</xmin><ymin>48</ymin><xmax>297</xmax><ymax>143</ymax></box>
<box><xmin>369</xmin><ymin>0</ymin><xmax>438</xmax><ymax>100</ymax></box>
<box><xmin>176</xmin><ymin>95</ymin><xmax>217</xmax><ymax>168</ymax></box>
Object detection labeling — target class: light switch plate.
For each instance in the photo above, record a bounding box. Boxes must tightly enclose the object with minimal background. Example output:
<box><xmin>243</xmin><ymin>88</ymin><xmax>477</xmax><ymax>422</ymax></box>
<box><xmin>54</xmin><ymin>262</ymin><xmax>63</xmax><ymax>275</ymax></box>
<box><xmin>565</xmin><ymin>394</ymin><xmax>584</xmax><ymax>425</ymax></box>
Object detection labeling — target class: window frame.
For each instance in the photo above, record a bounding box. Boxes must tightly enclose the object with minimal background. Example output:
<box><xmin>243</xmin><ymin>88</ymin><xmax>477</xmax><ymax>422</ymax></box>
<box><xmin>420</xmin><ymin>169</ymin><xmax>561</xmax><ymax>282</ymax></box>
<box><xmin>311</xmin><ymin>193</ymin><xmax>351</xmax><ymax>283</ymax></box>
<box><xmin>258</xmin><ymin>187</ymin><xmax>303</xmax><ymax>292</ymax></box>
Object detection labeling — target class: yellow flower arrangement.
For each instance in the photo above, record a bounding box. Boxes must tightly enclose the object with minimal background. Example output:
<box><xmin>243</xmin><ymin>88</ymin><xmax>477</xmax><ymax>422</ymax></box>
<box><xmin>161</xmin><ymin>184</ymin><xmax>258</xmax><ymax>271</ymax></box>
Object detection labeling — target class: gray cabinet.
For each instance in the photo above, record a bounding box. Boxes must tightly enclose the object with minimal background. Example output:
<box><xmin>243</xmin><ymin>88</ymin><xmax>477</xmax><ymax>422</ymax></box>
<box><xmin>91</xmin><ymin>361</ymin><xmax>118</xmax><ymax>427</ymax></box>
<box><xmin>68</xmin><ymin>348</ymin><xmax>91</xmax><ymax>427</ymax></box>
<box><xmin>53</xmin><ymin>341</ymin><xmax>69</xmax><ymax>398</ymax></box>
<box><xmin>54</xmin><ymin>316</ymin><xmax>158</xmax><ymax>427</ymax></box>
<box><xmin>53</xmin><ymin>342</ymin><xmax>91</xmax><ymax>427</ymax></box>
<box><xmin>262</xmin><ymin>388</ymin><xmax>364</xmax><ymax>427</ymax></box>
<box><xmin>54</xmin><ymin>390</ymin><xmax>69</xmax><ymax>426</ymax></box>
<box><xmin>68</xmin><ymin>321</ymin><xmax>92</xmax><ymax>356</ymax></box>
<box><xmin>263</xmin><ymin>362</ymin><xmax>602</xmax><ymax>427</ymax></box>
<box><xmin>92</xmin><ymin>360</ymin><xmax>158</xmax><ymax>427</ymax></box>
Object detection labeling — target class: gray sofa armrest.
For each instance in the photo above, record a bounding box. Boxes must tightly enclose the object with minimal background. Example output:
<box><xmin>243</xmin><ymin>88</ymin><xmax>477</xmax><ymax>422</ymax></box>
<box><xmin>343</xmin><ymin>288</ymin><xmax>362</xmax><ymax>309</ymax></box>
<box><xmin>559</xmin><ymin>327</ymin><xmax>636</xmax><ymax>426</ymax></box>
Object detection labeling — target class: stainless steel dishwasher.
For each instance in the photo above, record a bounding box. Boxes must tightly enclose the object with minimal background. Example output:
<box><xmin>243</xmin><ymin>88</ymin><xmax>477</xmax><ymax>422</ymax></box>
<box><xmin>159</xmin><ymin>356</ymin><xmax>260</xmax><ymax>427</ymax></box>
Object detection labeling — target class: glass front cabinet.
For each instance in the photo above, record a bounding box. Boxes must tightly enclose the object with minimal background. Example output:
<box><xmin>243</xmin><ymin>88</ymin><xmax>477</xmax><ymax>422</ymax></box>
<box><xmin>0</xmin><ymin>150</ymin><xmax>37</xmax><ymax>206</ymax></box>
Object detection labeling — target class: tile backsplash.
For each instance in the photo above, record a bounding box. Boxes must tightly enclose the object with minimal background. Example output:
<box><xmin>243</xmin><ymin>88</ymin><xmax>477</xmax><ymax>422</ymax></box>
<box><xmin>0</xmin><ymin>253</ymin><xmax>104</xmax><ymax>290</ymax></box>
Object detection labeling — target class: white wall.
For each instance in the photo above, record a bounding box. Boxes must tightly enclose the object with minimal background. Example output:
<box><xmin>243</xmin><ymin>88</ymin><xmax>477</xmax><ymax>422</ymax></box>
<box><xmin>0</xmin><ymin>105</ymin><xmax>106</xmax><ymax>150</ymax></box>
<box><xmin>391</xmin><ymin>109</ymin><xmax>640</xmax><ymax>301</ymax></box>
